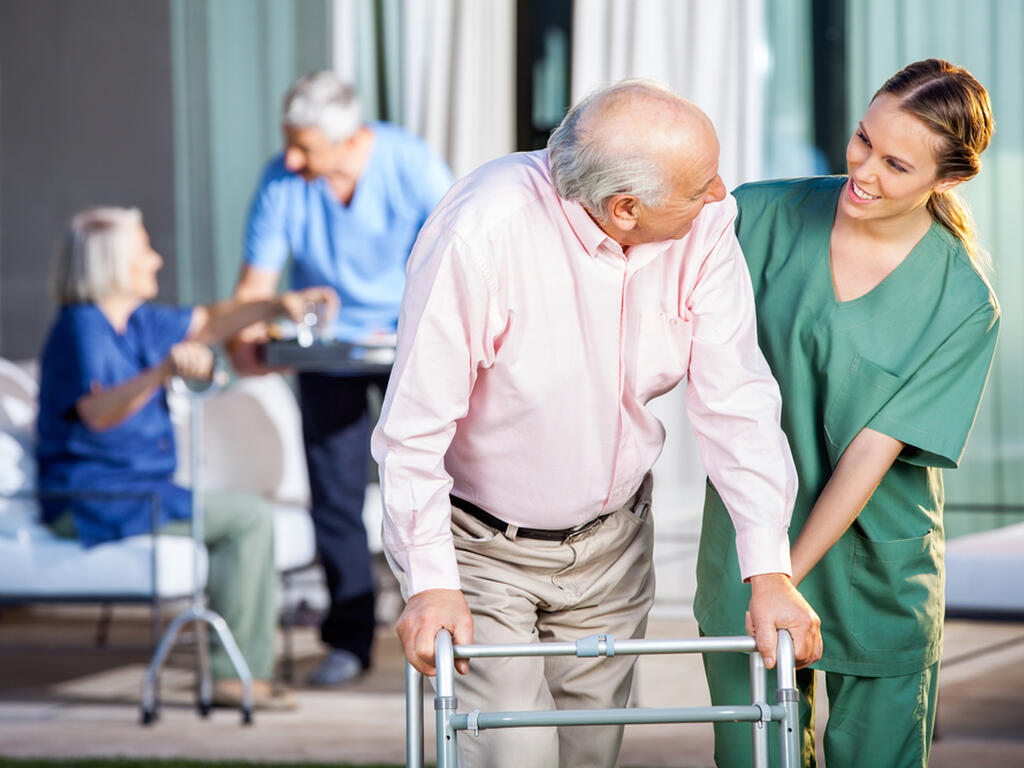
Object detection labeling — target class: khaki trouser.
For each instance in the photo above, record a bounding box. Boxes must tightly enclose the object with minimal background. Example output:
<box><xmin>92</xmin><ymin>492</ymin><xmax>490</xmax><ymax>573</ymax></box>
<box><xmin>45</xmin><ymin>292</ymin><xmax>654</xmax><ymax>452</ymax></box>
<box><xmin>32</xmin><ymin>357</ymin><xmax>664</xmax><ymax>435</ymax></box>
<box><xmin>392</xmin><ymin>476</ymin><xmax>655</xmax><ymax>768</ymax></box>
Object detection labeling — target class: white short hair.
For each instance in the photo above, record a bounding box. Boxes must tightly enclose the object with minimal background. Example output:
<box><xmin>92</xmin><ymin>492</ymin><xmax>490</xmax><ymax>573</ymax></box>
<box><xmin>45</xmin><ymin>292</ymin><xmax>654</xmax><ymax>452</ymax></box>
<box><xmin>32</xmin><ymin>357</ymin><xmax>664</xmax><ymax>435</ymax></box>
<box><xmin>52</xmin><ymin>207</ymin><xmax>141</xmax><ymax>305</ymax></box>
<box><xmin>547</xmin><ymin>80</ymin><xmax>675</xmax><ymax>217</ymax></box>
<box><xmin>283</xmin><ymin>70</ymin><xmax>362</xmax><ymax>143</ymax></box>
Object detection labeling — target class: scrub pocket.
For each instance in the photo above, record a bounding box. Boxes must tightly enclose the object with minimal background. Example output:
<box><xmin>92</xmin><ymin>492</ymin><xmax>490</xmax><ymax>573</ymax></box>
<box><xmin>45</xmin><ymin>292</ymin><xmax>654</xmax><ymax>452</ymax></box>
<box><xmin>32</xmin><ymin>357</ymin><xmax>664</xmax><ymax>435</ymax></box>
<box><xmin>850</xmin><ymin>529</ymin><xmax>942</xmax><ymax>653</ymax></box>
<box><xmin>635</xmin><ymin>311</ymin><xmax>692</xmax><ymax>402</ymax></box>
<box><xmin>825</xmin><ymin>353</ymin><xmax>902</xmax><ymax>463</ymax></box>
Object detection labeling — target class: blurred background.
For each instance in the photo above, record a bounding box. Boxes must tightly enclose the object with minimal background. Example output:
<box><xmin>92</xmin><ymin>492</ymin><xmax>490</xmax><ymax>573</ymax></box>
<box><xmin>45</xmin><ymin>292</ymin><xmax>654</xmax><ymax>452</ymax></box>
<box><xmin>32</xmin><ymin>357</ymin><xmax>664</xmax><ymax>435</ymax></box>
<box><xmin>0</xmin><ymin>2</ymin><xmax>1021</xmax><ymax>764</ymax></box>
<box><xmin>0</xmin><ymin>0</ymin><xmax>1020</xmax><ymax>538</ymax></box>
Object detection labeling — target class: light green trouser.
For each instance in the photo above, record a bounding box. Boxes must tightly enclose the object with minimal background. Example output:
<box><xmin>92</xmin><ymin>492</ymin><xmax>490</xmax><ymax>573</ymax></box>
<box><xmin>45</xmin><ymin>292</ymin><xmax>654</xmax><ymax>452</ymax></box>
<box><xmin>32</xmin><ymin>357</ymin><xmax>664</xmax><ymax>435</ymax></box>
<box><xmin>160</xmin><ymin>491</ymin><xmax>277</xmax><ymax>680</ymax></box>
<box><xmin>701</xmin><ymin>647</ymin><xmax>939</xmax><ymax>768</ymax></box>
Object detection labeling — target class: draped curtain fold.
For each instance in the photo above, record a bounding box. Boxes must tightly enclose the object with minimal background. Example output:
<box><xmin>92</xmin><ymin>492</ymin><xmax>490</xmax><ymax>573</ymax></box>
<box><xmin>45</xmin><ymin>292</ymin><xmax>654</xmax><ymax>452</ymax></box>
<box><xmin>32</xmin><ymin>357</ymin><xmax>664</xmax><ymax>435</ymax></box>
<box><xmin>571</xmin><ymin>0</ymin><xmax>767</xmax><ymax>189</ymax></box>
<box><xmin>334</xmin><ymin>0</ymin><xmax>516</xmax><ymax>181</ymax></box>
<box><xmin>570</xmin><ymin>1</ymin><xmax>770</xmax><ymax>560</ymax></box>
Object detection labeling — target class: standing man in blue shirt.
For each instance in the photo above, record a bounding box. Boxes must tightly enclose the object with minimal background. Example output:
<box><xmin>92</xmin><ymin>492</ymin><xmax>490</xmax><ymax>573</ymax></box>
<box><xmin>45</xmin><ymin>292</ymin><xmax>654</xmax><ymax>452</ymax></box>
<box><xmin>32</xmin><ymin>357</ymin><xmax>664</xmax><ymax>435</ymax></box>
<box><xmin>229</xmin><ymin>70</ymin><xmax>453</xmax><ymax>686</ymax></box>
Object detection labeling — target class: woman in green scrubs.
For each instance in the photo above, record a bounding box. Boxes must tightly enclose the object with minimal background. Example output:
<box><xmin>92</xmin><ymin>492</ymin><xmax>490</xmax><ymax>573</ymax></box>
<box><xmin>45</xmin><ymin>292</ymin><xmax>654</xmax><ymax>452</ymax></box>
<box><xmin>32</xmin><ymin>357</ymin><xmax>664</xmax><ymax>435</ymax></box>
<box><xmin>695</xmin><ymin>59</ymin><xmax>999</xmax><ymax>768</ymax></box>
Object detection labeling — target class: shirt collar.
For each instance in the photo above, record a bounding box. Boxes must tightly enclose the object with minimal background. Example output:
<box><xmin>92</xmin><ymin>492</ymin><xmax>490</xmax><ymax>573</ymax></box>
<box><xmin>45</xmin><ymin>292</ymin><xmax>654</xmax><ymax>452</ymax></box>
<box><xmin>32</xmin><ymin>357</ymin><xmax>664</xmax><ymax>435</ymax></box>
<box><xmin>558</xmin><ymin>196</ymin><xmax>618</xmax><ymax>258</ymax></box>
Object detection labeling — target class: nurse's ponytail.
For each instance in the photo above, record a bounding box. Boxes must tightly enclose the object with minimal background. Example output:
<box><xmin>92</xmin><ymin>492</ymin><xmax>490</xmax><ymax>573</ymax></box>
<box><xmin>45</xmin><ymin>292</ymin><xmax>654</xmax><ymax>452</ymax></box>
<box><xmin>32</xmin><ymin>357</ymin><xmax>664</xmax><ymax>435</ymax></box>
<box><xmin>875</xmin><ymin>59</ymin><xmax>994</xmax><ymax>271</ymax></box>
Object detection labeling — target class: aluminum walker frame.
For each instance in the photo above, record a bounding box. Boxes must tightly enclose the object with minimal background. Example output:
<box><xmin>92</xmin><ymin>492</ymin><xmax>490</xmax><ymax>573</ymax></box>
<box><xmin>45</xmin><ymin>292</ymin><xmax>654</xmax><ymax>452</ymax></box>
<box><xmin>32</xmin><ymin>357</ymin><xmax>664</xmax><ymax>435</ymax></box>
<box><xmin>140</xmin><ymin>372</ymin><xmax>254</xmax><ymax>725</ymax></box>
<box><xmin>406</xmin><ymin>629</ymin><xmax>800</xmax><ymax>768</ymax></box>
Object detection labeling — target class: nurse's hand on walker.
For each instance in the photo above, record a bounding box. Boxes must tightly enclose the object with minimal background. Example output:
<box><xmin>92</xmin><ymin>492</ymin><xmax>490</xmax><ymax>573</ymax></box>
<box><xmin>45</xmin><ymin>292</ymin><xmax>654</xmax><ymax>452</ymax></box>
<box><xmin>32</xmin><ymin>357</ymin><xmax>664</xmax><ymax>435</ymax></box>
<box><xmin>746</xmin><ymin>573</ymin><xmax>822</xmax><ymax>670</ymax></box>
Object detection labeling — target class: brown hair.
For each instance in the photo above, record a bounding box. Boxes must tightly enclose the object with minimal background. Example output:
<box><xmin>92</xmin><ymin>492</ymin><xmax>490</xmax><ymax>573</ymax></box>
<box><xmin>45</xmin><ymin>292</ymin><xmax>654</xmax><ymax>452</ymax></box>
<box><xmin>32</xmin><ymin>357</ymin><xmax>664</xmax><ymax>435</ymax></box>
<box><xmin>874</xmin><ymin>59</ymin><xmax>994</xmax><ymax>268</ymax></box>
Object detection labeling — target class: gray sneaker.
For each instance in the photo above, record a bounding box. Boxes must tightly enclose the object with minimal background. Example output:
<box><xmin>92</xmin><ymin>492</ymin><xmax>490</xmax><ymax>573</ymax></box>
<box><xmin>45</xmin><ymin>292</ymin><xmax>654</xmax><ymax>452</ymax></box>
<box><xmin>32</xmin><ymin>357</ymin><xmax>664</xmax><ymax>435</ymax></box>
<box><xmin>308</xmin><ymin>649</ymin><xmax>364</xmax><ymax>687</ymax></box>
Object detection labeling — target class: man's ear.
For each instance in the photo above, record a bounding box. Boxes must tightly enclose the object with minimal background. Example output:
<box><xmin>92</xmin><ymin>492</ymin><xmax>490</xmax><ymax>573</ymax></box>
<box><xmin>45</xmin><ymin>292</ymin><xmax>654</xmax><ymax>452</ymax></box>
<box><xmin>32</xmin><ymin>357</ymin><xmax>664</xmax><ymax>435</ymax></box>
<box><xmin>606</xmin><ymin>194</ymin><xmax>640</xmax><ymax>231</ymax></box>
<box><xmin>933</xmin><ymin>177</ymin><xmax>963</xmax><ymax>195</ymax></box>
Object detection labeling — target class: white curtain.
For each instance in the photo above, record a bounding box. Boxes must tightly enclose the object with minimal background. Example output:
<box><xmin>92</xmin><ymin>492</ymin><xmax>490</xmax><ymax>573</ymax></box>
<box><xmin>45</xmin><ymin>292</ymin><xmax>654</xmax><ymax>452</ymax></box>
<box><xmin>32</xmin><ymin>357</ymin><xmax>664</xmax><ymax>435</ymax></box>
<box><xmin>333</xmin><ymin>0</ymin><xmax>517</xmax><ymax>181</ymax></box>
<box><xmin>572</xmin><ymin>0</ymin><xmax>767</xmax><ymax>188</ymax></box>
<box><xmin>572</xmin><ymin>0</ymin><xmax>770</xmax><ymax>610</ymax></box>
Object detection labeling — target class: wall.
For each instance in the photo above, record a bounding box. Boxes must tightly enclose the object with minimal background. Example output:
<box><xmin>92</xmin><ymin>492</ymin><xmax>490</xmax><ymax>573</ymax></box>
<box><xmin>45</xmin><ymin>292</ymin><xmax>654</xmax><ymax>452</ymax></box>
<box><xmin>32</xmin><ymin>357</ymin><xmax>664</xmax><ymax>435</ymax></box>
<box><xmin>0</xmin><ymin>0</ymin><xmax>177</xmax><ymax>359</ymax></box>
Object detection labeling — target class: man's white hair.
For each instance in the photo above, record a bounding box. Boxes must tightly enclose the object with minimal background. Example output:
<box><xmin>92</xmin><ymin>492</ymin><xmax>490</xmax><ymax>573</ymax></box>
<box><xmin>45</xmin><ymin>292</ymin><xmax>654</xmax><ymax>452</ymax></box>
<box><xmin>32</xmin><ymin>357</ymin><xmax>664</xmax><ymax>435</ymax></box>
<box><xmin>283</xmin><ymin>70</ymin><xmax>362</xmax><ymax>144</ymax></box>
<box><xmin>53</xmin><ymin>207</ymin><xmax>142</xmax><ymax>305</ymax></box>
<box><xmin>547</xmin><ymin>80</ymin><xmax>681</xmax><ymax>218</ymax></box>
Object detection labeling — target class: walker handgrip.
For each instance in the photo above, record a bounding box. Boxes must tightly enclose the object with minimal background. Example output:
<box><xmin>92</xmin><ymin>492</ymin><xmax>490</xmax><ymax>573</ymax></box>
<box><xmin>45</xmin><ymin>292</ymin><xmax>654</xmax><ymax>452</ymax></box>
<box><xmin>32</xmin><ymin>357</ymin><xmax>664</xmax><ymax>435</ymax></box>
<box><xmin>169</xmin><ymin>366</ymin><xmax>229</xmax><ymax>399</ymax></box>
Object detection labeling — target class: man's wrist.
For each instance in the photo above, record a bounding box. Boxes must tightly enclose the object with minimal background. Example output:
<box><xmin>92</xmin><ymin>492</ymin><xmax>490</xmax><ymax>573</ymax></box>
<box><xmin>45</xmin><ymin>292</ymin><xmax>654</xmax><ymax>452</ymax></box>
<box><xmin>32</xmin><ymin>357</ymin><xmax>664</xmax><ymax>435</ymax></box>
<box><xmin>748</xmin><ymin>572</ymin><xmax>792</xmax><ymax>593</ymax></box>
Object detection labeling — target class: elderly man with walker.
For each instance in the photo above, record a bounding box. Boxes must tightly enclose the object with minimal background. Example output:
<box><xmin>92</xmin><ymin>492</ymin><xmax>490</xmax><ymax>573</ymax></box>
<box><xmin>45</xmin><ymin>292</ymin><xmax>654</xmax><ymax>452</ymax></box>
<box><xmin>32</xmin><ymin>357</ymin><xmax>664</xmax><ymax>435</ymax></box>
<box><xmin>373</xmin><ymin>80</ymin><xmax>823</xmax><ymax>768</ymax></box>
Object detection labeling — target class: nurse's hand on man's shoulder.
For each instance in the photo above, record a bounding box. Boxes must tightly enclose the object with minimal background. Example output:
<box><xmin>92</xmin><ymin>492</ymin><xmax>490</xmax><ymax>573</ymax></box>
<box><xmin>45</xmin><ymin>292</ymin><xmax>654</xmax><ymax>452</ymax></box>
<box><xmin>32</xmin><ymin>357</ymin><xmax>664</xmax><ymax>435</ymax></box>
<box><xmin>396</xmin><ymin>588</ymin><xmax>474</xmax><ymax>677</ymax></box>
<box><xmin>746</xmin><ymin>572</ymin><xmax>822</xmax><ymax>670</ymax></box>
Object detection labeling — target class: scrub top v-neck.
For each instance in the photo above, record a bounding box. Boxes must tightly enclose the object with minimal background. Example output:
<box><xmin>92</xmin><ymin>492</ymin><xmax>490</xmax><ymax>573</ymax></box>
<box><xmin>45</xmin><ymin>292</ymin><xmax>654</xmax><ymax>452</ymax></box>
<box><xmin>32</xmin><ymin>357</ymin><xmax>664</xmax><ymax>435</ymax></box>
<box><xmin>695</xmin><ymin>176</ymin><xmax>999</xmax><ymax>676</ymax></box>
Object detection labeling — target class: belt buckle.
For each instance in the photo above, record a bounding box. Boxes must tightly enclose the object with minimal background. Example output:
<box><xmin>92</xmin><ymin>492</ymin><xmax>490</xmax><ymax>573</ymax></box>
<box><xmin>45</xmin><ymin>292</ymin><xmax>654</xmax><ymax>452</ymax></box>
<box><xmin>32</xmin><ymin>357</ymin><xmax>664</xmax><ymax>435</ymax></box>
<box><xmin>562</xmin><ymin>515</ymin><xmax>604</xmax><ymax>544</ymax></box>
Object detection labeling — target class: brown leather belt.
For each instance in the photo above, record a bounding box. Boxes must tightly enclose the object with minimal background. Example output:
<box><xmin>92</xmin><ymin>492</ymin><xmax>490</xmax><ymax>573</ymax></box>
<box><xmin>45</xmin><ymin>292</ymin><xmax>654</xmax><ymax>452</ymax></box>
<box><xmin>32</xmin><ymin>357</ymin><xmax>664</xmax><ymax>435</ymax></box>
<box><xmin>450</xmin><ymin>495</ymin><xmax>612</xmax><ymax>542</ymax></box>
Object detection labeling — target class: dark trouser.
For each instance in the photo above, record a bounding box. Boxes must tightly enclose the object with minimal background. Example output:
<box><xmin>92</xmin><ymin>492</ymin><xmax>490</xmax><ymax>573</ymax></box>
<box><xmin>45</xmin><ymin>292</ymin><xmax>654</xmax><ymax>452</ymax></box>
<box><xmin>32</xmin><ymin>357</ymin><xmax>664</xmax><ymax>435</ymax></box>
<box><xmin>298</xmin><ymin>371</ymin><xmax>388</xmax><ymax>669</ymax></box>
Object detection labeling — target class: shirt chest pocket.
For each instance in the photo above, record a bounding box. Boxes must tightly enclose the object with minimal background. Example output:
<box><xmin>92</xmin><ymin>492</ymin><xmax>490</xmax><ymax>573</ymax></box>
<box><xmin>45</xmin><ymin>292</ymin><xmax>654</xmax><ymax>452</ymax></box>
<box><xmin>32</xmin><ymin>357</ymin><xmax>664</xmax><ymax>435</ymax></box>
<box><xmin>634</xmin><ymin>312</ymin><xmax>693</xmax><ymax>403</ymax></box>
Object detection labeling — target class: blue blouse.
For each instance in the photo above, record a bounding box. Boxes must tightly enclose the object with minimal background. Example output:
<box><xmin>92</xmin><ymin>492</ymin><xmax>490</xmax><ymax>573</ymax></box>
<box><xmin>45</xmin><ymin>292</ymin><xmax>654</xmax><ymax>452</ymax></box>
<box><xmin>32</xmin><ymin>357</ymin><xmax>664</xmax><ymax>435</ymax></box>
<box><xmin>36</xmin><ymin>303</ymin><xmax>194</xmax><ymax>546</ymax></box>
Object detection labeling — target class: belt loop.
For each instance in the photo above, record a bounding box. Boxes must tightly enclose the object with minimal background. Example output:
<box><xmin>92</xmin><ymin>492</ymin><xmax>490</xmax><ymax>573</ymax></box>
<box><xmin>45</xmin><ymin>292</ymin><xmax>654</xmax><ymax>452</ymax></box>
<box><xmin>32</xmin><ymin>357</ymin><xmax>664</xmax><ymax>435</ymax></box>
<box><xmin>503</xmin><ymin>524</ymin><xmax>519</xmax><ymax>541</ymax></box>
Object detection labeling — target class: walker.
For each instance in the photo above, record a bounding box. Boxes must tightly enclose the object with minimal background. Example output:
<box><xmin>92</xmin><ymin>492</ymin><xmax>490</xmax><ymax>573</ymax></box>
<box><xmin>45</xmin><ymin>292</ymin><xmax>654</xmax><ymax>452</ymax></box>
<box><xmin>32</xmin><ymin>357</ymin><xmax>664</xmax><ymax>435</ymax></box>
<box><xmin>406</xmin><ymin>629</ymin><xmax>800</xmax><ymax>768</ymax></box>
<box><xmin>140</xmin><ymin>371</ymin><xmax>254</xmax><ymax>725</ymax></box>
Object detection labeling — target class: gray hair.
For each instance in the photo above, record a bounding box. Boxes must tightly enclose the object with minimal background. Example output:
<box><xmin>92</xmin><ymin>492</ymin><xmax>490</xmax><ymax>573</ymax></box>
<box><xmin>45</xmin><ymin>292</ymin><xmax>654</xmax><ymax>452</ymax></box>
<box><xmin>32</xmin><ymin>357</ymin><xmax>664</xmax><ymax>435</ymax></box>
<box><xmin>548</xmin><ymin>81</ymin><xmax>676</xmax><ymax>218</ymax></box>
<box><xmin>52</xmin><ymin>207</ymin><xmax>141</xmax><ymax>305</ymax></box>
<box><xmin>283</xmin><ymin>70</ymin><xmax>362</xmax><ymax>143</ymax></box>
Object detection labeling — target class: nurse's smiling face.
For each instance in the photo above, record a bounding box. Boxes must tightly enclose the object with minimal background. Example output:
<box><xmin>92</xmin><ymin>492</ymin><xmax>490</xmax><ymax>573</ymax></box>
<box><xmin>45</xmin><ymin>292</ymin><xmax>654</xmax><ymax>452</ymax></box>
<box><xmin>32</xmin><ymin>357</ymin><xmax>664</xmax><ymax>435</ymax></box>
<box><xmin>841</xmin><ymin>93</ymin><xmax>961</xmax><ymax>223</ymax></box>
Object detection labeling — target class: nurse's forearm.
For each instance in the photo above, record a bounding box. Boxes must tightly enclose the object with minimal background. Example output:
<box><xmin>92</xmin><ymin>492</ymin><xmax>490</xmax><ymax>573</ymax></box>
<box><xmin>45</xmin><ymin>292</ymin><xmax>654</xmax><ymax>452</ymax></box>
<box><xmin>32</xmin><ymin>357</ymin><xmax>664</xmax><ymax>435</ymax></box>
<box><xmin>790</xmin><ymin>428</ymin><xmax>904</xmax><ymax>585</ymax></box>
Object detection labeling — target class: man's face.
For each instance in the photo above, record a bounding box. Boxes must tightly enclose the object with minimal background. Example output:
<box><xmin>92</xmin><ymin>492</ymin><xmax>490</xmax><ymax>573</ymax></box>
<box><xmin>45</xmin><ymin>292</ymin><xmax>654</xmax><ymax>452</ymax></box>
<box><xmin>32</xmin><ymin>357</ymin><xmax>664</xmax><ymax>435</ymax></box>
<box><xmin>629</xmin><ymin>128</ymin><xmax>726</xmax><ymax>244</ymax></box>
<box><xmin>283</xmin><ymin>125</ymin><xmax>341</xmax><ymax>181</ymax></box>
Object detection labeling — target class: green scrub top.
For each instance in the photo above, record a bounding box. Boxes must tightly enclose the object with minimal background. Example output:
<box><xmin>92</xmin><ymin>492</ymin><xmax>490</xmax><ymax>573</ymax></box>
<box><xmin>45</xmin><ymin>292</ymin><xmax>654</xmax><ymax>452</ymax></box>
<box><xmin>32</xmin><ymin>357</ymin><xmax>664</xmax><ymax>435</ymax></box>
<box><xmin>694</xmin><ymin>177</ymin><xmax>1000</xmax><ymax>677</ymax></box>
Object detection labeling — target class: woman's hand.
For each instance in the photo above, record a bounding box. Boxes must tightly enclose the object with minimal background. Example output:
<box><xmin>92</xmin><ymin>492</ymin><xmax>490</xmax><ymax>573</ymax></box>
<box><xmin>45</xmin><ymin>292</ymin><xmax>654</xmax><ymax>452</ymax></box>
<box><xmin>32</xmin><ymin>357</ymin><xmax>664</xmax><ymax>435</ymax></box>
<box><xmin>164</xmin><ymin>341</ymin><xmax>215</xmax><ymax>381</ymax></box>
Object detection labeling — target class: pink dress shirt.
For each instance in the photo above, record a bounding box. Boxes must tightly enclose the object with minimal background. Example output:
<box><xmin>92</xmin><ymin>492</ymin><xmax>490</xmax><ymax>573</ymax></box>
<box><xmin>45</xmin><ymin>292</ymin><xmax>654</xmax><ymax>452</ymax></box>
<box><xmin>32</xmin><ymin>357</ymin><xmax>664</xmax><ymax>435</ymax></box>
<box><xmin>371</xmin><ymin>150</ymin><xmax>796</xmax><ymax>596</ymax></box>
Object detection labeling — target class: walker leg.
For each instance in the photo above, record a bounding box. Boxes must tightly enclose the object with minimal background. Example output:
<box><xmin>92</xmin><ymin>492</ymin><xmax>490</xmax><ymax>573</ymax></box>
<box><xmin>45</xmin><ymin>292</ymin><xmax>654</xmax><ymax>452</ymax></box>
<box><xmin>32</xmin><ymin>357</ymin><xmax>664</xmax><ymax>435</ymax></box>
<box><xmin>775</xmin><ymin>630</ymin><xmax>800</xmax><ymax>768</ymax></box>
<box><xmin>435</xmin><ymin>630</ymin><xmax>458</xmax><ymax>767</ymax></box>
<box><xmin>750</xmin><ymin>649</ymin><xmax>769</xmax><ymax>768</ymax></box>
<box><xmin>195</xmin><ymin>619</ymin><xmax>212</xmax><ymax>717</ymax></box>
<box><xmin>406</xmin><ymin>662</ymin><xmax>425</xmax><ymax>768</ymax></box>
<box><xmin>140</xmin><ymin>609</ymin><xmax>199</xmax><ymax>725</ymax></box>
<box><xmin>200</xmin><ymin>608</ymin><xmax>254</xmax><ymax>725</ymax></box>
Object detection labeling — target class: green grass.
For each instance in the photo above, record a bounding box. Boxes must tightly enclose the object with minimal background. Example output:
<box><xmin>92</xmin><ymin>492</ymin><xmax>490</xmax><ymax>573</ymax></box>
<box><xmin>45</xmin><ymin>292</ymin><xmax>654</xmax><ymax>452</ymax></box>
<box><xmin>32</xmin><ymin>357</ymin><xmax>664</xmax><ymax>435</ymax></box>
<box><xmin>0</xmin><ymin>761</ymin><xmax>404</xmax><ymax>768</ymax></box>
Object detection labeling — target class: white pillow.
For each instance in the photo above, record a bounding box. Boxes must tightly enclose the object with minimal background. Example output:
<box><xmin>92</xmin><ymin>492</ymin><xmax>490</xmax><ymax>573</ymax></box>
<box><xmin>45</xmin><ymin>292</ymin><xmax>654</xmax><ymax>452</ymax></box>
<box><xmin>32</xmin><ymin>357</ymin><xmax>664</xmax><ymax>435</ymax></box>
<box><xmin>0</xmin><ymin>359</ymin><xmax>39</xmax><ymax>496</ymax></box>
<box><xmin>0</xmin><ymin>430</ymin><xmax>35</xmax><ymax>495</ymax></box>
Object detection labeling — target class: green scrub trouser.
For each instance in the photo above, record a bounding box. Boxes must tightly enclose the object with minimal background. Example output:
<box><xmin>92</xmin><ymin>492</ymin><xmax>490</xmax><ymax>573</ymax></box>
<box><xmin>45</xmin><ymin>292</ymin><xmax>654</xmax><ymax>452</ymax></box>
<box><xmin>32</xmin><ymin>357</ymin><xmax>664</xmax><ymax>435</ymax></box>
<box><xmin>702</xmin><ymin>651</ymin><xmax>939</xmax><ymax>768</ymax></box>
<box><xmin>161</xmin><ymin>491</ymin><xmax>277</xmax><ymax>680</ymax></box>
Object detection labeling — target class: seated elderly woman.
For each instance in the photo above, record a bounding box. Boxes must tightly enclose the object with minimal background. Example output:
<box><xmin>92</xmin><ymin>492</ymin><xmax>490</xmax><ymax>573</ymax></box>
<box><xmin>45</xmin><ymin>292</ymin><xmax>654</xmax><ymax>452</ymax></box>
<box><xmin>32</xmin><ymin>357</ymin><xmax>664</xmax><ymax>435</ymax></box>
<box><xmin>36</xmin><ymin>206</ymin><xmax>337</xmax><ymax>710</ymax></box>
